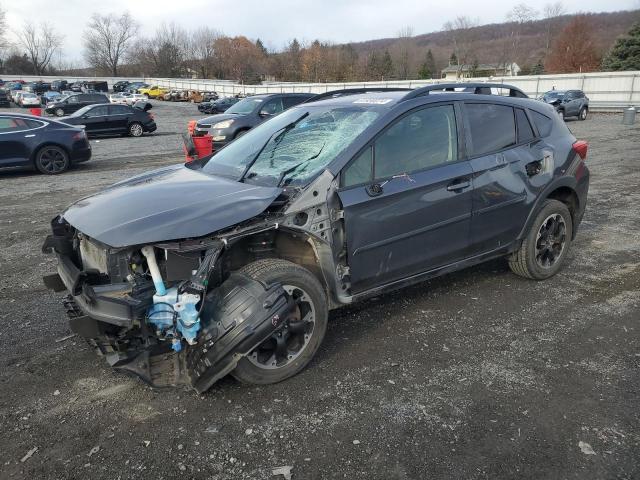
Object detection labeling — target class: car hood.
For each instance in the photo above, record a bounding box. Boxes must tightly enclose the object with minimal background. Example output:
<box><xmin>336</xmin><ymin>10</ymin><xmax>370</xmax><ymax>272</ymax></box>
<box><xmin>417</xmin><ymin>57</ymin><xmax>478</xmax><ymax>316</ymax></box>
<box><xmin>62</xmin><ymin>164</ymin><xmax>283</xmax><ymax>248</ymax></box>
<box><xmin>198</xmin><ymin>113</ymin><xmax>238</xmax><ymax>126</ymax></box>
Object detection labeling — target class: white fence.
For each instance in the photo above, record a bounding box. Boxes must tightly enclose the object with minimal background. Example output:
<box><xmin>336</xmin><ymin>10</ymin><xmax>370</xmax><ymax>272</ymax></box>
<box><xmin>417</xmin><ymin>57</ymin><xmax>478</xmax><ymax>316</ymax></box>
<box><xmin>3</xmin><ymin>71</ymin><xmax>639</xmax><ymax>110</ymax></box>
<box><xmin>148</xmin><ymin>71</ymin><xmax>640</xmax><ymax>110</ymax></box>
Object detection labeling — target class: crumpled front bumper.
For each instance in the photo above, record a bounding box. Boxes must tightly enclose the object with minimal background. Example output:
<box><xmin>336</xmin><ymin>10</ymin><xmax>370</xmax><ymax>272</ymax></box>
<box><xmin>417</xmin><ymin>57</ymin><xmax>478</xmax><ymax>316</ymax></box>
<box><xmin>42</xmin><ymin>234</ymin><xmax>149</xmax><ymax>329</ymax></box>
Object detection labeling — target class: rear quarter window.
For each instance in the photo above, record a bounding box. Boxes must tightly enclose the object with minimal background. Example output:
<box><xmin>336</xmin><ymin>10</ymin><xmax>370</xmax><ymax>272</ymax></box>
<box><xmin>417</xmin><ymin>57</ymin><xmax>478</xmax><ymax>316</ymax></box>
<box><xmin>515</xmin><ymin>108</ymin><xmax>535</xmax><ymax>143</ymax></box>
<box><xmin>530</xmin><ymin>111</ymin><xmax>553</xmax><ymax>137</ymax></box>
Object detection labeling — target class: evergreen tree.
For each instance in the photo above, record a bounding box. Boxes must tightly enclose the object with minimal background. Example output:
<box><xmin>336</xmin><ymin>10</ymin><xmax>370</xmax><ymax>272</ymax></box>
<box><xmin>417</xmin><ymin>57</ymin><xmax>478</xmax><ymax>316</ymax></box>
<box><xmin>380</xmin><ymin>50</ymin><xmax>394</xmax><ymax>79</ymax></box>
<box><xmin>418</xmin><ymin>49</ymin><xmax>436</xmax><ymax>79</ymax></box>
<box><xmin>449</xmin><ymin>52</ymin><xmax>458</xmax><ymax>65</ymax></box>
<box><xmin>602</xmin><ymin>22</ymin><xmax>640</xmax><ymax>71</ymax></box>
<box><xmin>255</xmin><ymin>38</ymin><xmax>268</xmax><ymax>56</ymax></box>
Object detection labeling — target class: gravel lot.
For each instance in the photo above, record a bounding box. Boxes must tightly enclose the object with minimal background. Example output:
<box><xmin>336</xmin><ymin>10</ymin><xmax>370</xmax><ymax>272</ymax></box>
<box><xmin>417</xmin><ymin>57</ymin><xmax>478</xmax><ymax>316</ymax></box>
<box><xmin>0</xmin><ymin>110</ymin><xmax>638</xmax><ymax>480</ymax></box>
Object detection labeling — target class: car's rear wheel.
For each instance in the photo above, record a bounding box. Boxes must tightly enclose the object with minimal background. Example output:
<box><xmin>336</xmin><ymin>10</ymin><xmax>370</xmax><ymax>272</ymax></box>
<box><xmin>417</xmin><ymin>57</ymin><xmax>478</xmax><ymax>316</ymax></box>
<box><xmin>231</xmin><ymin>259</ymin><xmax>328</xmax><ymax>385</ymax></box>
<box><xmin>35</xmin><ymin>146</ymin><xmax>70</xmax><ymax>174</ymax></box>
<box><xmin>509</xmin><ymin>199</ymin><xmax>573</xmax><ymax>280</ymax></box>
<box><xmin>55</xmin><ymin>108</ymin><xmax>64</xmax><ymax>117</ymax></box>
<box><xmin>579</xmin><ymin>107</ymin><xmax>588</xmax><ymax>121</ymax></box>
<box><xmin>128</xmin><ymin>122</ymin><xmax>144</xmax><ymax>137</ymax></box>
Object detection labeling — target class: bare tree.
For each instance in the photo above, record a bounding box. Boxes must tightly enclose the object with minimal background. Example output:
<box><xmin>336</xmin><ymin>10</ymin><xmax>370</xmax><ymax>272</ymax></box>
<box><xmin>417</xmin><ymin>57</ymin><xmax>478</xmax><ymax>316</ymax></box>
<box><xmin>393</xmin><ymin>26</ymin><xmax>415</xmax><ymax>79</ymax></box>
<box><xmin>15</xmin><ymin>23</ymin><xmax>63</xmax><ymax>75</ymax></box>
<box><xmin>135</xmin><ymin>23</ymin><xmax>189</xmax><ymax>77</ymax></box>
<box><xmin>506</xmin><ymin>3</ymin><xmax>538</xmax><ymax>66</ymax></box>
<box><xmin>543</xmin><ymin>2</ymin><xmax>566</xmax><ymax>53</ymax></box>
<box><xmin>189</xmin><ymin>27</ymin><xmax>221</xmax><ymax>78</ymax></box>
<box><xmin>0</xmin><ymin>4</ymin><xmax>6</xmax><ymax>49</ymax></box>
<box><xmin>443</xmin><ymin>16</ymin><xmax>480</xmax><ymax>77</ymax></box>
<box><xmin>83</xmin><ymin>12</ymin><xmax>139</xmax><ymax>76</ymax></box>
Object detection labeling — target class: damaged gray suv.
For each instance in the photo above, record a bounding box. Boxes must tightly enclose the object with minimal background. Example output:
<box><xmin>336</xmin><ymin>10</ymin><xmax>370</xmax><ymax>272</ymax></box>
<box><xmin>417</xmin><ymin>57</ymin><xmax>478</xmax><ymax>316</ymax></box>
<box><xmin>43</xmin><ymin>83</ymin><xmax>590</xmax><ymax>393</ymax></box>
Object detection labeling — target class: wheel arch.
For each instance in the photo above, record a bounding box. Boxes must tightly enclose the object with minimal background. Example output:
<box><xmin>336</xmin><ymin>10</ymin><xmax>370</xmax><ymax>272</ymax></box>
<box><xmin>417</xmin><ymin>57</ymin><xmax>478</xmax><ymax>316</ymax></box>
<box><xmin>518</xmin><ymin>178</ymin><xmax>580</xmax><ymax>242</ymax></box>
<box><xmin>30</xmin><ymin>141</ymin><xmax>71</xmax><ymax>164</ymax></box>
<box><xmin>221</xmin><ymin>228</ymin><xmax>340</xmax><ymax>308</ymax></box>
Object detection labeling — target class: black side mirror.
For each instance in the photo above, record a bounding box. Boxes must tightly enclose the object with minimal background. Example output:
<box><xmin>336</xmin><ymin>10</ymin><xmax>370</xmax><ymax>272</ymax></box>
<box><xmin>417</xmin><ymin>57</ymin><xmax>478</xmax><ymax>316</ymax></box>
<box><xmin>259</xmin><ymin>110</ymin><xmax>273</xmax><ymax>117</ymax></box>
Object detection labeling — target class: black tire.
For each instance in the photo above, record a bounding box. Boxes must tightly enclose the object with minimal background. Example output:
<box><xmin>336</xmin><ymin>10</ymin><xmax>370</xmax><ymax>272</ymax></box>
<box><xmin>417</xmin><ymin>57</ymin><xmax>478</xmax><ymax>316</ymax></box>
<box><xmin>509</xmin><ymin>199</ymin><xmax>573</xmax><ymax>280</ymax></box>
<box><xmin>231</xmin><ymin>259</ymin><xmax>328</xmax><ymax>385</ymax></box>
<box><xmin>34</xmin><ymin>145</ymin><xmax>70</xmax><ymax>174</ymax></box>
<box><xmin>128</xmin><ymin>122</ymin><xmax>144</xmax><ymax>137</ymax></box>
<box><xmin>579</xmin><ymin>107</ymin><xmax>588</xmax><ymax>121</ymax></box>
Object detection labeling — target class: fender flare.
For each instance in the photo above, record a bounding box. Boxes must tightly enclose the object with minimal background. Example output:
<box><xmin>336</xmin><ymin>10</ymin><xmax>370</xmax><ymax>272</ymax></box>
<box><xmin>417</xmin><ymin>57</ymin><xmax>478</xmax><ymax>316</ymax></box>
<box><xmin>516</xmin><ymin>176</ymin><xmax>578</xmax><ymax>241</ymax></box>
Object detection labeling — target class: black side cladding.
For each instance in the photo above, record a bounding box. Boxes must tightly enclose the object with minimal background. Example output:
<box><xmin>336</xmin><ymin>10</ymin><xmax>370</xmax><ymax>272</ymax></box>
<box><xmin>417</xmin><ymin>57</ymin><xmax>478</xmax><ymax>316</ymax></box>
<box><xmin>187</xmin><ymin>272</ymin><xmax>296</xmax><ymax>393</ymax></box>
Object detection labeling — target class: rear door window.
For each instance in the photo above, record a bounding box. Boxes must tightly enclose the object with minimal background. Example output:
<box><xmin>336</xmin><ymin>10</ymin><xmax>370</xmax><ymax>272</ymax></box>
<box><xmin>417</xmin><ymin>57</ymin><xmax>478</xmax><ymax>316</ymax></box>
<box><xmin>0</xmin><ymin>117</ymin><xmax>41</xmax><ymax>132</ymax></box>
<box><xmin>465</xmin><ymin>103</ymin><xmax>516</xmax><ymax>156</ymax></box>
<box><xmin>515</xmin><ymin>108</ymin><xmax>535</xmax><ymax>143</ymax></box>
<box><xmin>86</xmin><ymin>106</ymin><xmax>109</xmax><ymax>117</ymax></box>
<box><xmin>110</xmin><ymin>105</ymin><xmax>130</xmax><ymax>115</ymax></box>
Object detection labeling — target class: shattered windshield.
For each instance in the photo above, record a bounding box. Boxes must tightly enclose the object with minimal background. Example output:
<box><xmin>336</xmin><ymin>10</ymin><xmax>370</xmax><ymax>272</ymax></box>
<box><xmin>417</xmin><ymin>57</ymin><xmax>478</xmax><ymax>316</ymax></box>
<box><xmin>202</xmin><ymin>106</ymin><xmax>380</xmax><ymax>187</ymax></box>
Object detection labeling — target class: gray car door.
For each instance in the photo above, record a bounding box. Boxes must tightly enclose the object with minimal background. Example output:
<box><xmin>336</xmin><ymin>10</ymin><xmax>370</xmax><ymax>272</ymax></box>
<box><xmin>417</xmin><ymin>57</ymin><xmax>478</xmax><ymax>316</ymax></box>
<box><xmin>338</xmin><ymin>103</ymin><xmax>473</xmax><ymax>293</ymax></box>
<box><xmin>464</xmin><ymin>103</ymin><xmax>546</xmax><ymax>254</ymax></box>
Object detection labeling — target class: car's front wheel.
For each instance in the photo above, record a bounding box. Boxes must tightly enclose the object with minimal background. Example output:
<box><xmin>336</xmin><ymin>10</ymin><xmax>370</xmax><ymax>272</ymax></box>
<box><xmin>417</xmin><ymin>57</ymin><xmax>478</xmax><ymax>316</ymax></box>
<box><xmin>34</xmin><ymin>145</ymin><xmax>70</xmax><ymax>174</ymax></box>
<box><xmin>128</xmin><ymin>122</ymin><xmax>144</xmax><ymax>137</ymax></box>
<box><xmin>231</xmin><ymin>259</ymin><xmax>328</xmax><ymax>385</ymax></box>
<box><xmin>55</xmin><ymin>108</ymin><xmax>65</xmax><ymax>117</ymax></box>
<box><xmin>509</xmin><ymin>199</ymin><xmax>573</xmax><ymax>280</ymax></box>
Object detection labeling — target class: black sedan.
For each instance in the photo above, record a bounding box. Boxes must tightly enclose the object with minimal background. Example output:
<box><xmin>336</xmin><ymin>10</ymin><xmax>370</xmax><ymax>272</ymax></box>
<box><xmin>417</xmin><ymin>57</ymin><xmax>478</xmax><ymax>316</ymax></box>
<box><xmin>60</xmin><ymin>103</ymin><xmax>156</xmax><ymax>137</ymax></box>
<box><xmin>197</xmin><ymin>96</ymin><xmax>240</xmax><ymax>114</ymax></box>
<box><xmin>0</xmin><ymin>113</ymin><xmax>91</xmax><ymax>174</ymax></box>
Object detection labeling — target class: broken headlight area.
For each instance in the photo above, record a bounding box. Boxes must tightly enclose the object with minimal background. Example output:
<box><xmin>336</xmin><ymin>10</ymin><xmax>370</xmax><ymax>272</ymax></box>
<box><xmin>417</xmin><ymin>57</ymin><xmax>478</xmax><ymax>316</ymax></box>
<box><xmin>42</xmin><ymin>218</ymin><xmax>297</xmax><ymax>392</ymax></box>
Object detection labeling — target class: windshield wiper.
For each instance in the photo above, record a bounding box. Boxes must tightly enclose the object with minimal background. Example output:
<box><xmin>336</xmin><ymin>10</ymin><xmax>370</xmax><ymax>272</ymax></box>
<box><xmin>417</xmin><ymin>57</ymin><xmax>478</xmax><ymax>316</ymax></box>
<box><xmin>239</xmin><ymin>112</ymin><xmax>309</xmax><ymax>182</ymax></box>
<box><xmin>276</xmin><ymin>142</ymin><xmax>326</xmax><ymax>188</ymax></box>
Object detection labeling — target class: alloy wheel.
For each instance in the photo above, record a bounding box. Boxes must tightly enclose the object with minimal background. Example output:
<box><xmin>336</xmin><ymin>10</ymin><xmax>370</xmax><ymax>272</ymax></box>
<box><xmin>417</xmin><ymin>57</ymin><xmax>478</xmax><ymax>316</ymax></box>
<box><xmin>535</xmin><ymin>214</ymin><xmax>567</xmax><ymax>268</ymax></box>
<box><xmin>129</xmin><ymin>123</ymin><xmax>143</xmax><ymax>137</ymax></box>
<box><xmin>247</xmin><ymin>285</ymin><xmax>316</xmax><ymax>370</ymax></box>
<box><xmin>38</xmin><ymin>148</ymin><xmax>67</xmax><ymax>173</ymax></box>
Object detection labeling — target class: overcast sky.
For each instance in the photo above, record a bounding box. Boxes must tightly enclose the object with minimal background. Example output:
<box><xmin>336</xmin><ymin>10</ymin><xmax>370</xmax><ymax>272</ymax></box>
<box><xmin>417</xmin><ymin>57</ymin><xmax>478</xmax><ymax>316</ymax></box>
<box><xmin>3</xmin><ymin>0</ymin><xmax>639</xmax><ymax>65</ymax></box>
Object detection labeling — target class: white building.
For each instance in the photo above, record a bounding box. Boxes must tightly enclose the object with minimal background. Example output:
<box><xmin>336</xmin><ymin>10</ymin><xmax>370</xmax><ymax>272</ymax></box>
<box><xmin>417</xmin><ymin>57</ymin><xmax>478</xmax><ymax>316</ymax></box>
<box><xmin>441</xmin><ymin>63</ymin><xmax>521</xmax><ymax>80</ymax></box>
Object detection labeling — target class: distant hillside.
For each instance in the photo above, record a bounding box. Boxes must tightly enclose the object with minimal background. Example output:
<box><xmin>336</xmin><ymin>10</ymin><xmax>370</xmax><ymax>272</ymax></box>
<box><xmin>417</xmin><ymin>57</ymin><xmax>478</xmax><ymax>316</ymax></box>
<box><xmin>348</xmin><ymin>9</ymin><xmax>640</xmax><ymax>73</ymax></box>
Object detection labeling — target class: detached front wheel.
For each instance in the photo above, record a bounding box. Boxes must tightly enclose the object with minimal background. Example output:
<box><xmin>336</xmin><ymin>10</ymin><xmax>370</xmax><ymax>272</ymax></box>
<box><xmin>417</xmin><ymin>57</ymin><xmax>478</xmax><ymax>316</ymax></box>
<box><xmin>231</xmin><ymin>259</ymin><xmax>328</xmax><ymax>385</ymax></box>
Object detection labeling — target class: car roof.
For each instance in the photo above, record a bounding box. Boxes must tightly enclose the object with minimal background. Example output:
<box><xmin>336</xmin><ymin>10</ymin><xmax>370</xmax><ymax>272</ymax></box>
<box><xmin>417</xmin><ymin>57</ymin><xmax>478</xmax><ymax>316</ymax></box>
<box><xmin>307</xmin><ymin>89</ymin><xmax>546</xmax><ymax>113</ymax></box>
<box><xmin>248</xmin><ymin>92</ymin><xmax>315</xmax><ymax>100</ymax></box>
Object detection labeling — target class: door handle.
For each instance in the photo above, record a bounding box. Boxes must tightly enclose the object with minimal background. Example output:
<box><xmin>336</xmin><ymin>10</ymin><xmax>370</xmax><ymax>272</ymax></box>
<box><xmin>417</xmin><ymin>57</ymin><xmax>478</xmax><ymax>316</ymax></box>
<box><xmin>24</xmin><ymin>134</ymin><xmax>36</xmax><ymax>138</ymax></box>
<box><xmin>447</xmin><ymin>180</ymin><xmax>471</xmax><ymax>191</ymax></box>
<box><xmin>365</xmin><ymin>183</ymin><xmax>384</xmax><ymax>197</ymax></box>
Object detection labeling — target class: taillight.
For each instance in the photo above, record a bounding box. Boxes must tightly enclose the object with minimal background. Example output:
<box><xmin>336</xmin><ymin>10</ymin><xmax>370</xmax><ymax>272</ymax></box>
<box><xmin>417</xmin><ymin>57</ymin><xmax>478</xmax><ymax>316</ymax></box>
<box><xmin>572</xmin><ymin>140</ymin><xmax>588</xmax><ymax>160</ymax></box>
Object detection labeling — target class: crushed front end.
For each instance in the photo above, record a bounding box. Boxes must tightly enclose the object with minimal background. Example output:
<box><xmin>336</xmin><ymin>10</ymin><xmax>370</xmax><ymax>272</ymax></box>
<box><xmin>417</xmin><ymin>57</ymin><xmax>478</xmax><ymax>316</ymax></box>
<box><xmin>42</xmin><ymin>216</ymin><xmax>297</xmax><ymax>393</ymax></box>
